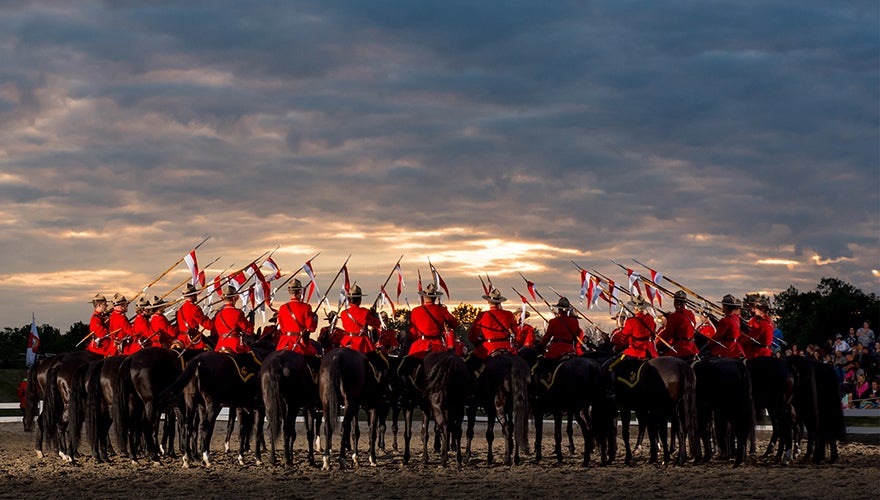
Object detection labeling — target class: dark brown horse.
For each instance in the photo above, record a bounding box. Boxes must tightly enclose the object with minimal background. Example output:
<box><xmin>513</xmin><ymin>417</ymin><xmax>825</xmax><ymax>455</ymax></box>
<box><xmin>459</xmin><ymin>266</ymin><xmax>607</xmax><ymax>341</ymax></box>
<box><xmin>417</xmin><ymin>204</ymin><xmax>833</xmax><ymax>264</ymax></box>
<box><xmin>692</xmin><ymin>357</ymin><xmax>755</xmax><ymax>466</ymax></box>
<box><xmin>745</xmin><ymin>356</ymin><xmax>797</xmax><ymax>464</ymax></box>
<box><xmin>423</xmin><ymin>351</ymin><xmax>472</xmax><ymax>467</ymax></box>
<box><xmin>42</xmin><ymin>350</ymin><xmax>103</xmax><ymax>462</ymax></box>
<box><xmin>318</xmin><ymin>348</ymin><xmax>388</xmax><ymax>469</ymax></box>
<box><xmin>260</xmin><ymin>350</ymin><xmax>322</xmax><ymax>466</ymax></box>
<box><xmin>78</xmin><ymin>355</ymin><xmax>127</xmax><ymax>463</ymax></box>
<box><xmin>611</xmin><ymin>356</ymin><xmax>701</xmax><ymax>466</ymax></box>
<box><xmin>785</xmin><ymin>356</ymin><xmax>845</xmax><ymax>463</ymax></box>
<box><xmin>25</xmin><ymin>355</ymin><xmax>64</xmax><ymax>457</ymax></box>
<box><xmin>465</xmin><ymin>353</ymin><xmax>531</xmax><ymax>466</ymax></box>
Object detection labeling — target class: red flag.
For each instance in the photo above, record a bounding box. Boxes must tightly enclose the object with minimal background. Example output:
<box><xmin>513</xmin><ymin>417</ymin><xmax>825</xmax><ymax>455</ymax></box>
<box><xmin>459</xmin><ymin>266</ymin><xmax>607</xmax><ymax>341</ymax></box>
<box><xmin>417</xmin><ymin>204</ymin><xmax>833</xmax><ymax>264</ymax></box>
<box><xmin>649</xmin><ymin>268</ymin><xmax>663</xmax><ymax>285</ymax></box>
<box><xmin>213</xmin><ymin>275</ymin><xmax>223</xmax><ymax>297</ymax></box>
<box><xmin>430</xmin><ymin>263</ymin><xmax>450</xmax><ymax>299</ymax></box>
<box><xmin>526</xmin><ymin>280</ymin><xmax>537</xmax><ymax>301</ymax></box>
<box><xmin>517</xmin><ymin>292</ymin><xmax>528</xmax><ymax>325</ymax></box>
<box><xmin>248</xmin><ymin>263</ymin><xmax>271</xmax><ymax>310</ymax></box>
<box><xmin>197</xmin><ymin>270</ymin><xmax>206</xmax><ymax>288</ymax></box>
<box><xmin>342</xmin><ymin>265</ymin><xmax>350</xmax><ymax>294</ymax></box>
<box><xmin>578</xmin><ymin>270</ymin><xmax>590</xmax><ymax>305</ymax></box>
<box><xmin>262</xmin><ymin>257</ymin><xmax>282</xmax><ymax>281</ymax></box>
<box><xmin>626</xmin><ymin>268</ymin><xmax>641</xmax><ymax>297</ymax></box>
<box><xmin>479</xmin><ymin>275</ymin><xmax>490</xmax><ymax>296</ymax></box>
<box><xmin>395</xmin><ymin>264</ymin><xmax>404</xmax><ymax>300</ymax></box>
<box><xmin>183</xmin><ymin>250</ymin><xmax>200</xmax><ymax>286</ymax></box>
<box><xmin>380</xmin><ymin>285</ymin><xmax>396</xmax><ymax>314</ymax></box>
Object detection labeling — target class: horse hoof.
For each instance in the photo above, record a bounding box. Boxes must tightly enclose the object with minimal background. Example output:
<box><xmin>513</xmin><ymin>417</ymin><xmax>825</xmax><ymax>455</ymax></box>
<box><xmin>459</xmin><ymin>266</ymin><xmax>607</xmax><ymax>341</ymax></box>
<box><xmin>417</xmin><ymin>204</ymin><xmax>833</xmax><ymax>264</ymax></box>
<box><xmin>351</xmin><ymin>453</ymin><xmax>359</xmax><ymax>467</ymax></box>
<box><xmin>322</xmin><ymin>457</ymin><xmax>330</xmax><ymax>470</ymax></box>
<box><xmin>237</xmin><ymin>455</ymin><xmax>245</xmax><ymax>466</ymax></box>
<box><xmin>255</xmin><ymin>459</ymin><xmax>263</xmax><ymax>466</ymax></box>
<box><xmin>781</xmin><ymin>451</ymin><xmax>792</xmax><ymax>466</ymax></box>
<box><xmin>182</xmin><ymin>458</ymin><xmax>190</xmax><ymax>469</ymax></box>
<box><xmin>35</xmin><ymin>450</ymin><xmax>43</xmax><ymax>459</ymax></box>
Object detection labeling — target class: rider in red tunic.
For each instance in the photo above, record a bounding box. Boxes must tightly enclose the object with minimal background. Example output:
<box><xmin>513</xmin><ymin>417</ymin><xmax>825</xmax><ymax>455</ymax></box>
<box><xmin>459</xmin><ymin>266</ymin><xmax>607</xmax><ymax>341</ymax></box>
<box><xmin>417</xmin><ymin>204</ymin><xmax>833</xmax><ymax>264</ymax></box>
<box><xmin>338</xmin><ymin>285</ymin><xmax>381</xmax><ymax>353</ymax></box>
<box><xmin>620</xmin><ymin>296</ymin><xmax>658</xmax><ymax>360</ymax></box>
<box><xmin>468</xmin><ymin>289</ymin><xmax>516</xmax><ymax>361</ymax></box>
<box><xmin>213</xmin><ymin>286</ymin><xmax>254</xmax><ymax>354</ymax></box>
<box><xmin>513</xmin><ymin>311</ymin><xmax>538</xmax><ymax>352</ymax></box>
<box><xmin>741</xmin><ymin>298</ymin><xmax>774</xmax><ymax>359</ymax></box>
<box><xmin>658</xmin><ymin>291</ymin><xmax>699</xmax><ymax>358</ymax></box>
<box><xmin>707</xmin><ymin>294</ymin><xmax>745</xmax><ymax>358</ymax></box>
<box><xmin>125</xmin><ymin>296</ymin><xmax>151</xmax><ymax>355</ymax></box>
<box><xmin>542</xmin><ymin>297</ymin><xmax>583</xmax><ymax>360</ymax></box>
<box><xmin>86</xmin><ymin>293</ymin><xmax>111</xmax><ymax>356</ymax></box>
<box><xmin>147</xmin><ymin>296</ymin><xmax>175</xmax><ymax>348</ymax></box>
<box><xmin>175</xmin><ymin>284</ymin><xmax>213</xmax><ymax>350</ymax></box>
<box><xmin>108</xmin><ymin>293</ymin><xmax>133</xmax><ymax>357</ymax></box>
<box><xmin>407</xmin><ymin>283</ymin><xmax>459</xmax><ymax>359</ymax></box>
<box><xmin>276</xmin><ymin>279</ymin><xmax>319</xmax><ymax>356</ymax></box>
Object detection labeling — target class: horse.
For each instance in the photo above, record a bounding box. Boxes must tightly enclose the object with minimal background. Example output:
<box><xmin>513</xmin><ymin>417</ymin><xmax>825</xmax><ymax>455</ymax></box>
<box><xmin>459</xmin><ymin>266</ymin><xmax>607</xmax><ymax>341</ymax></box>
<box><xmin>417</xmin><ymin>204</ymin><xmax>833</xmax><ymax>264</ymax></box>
<box><xmin>112</xmin><ymin>347</ymin><xmax>191</xmax><ymax>463</ymax></box>
<box><xmin>692</xmin><ymin>356</ymin><xmax>755</xmax><ymax>466</ymax></box>
<box><xmin>318</xmin><ymin>347</ymin><xmax>388</xmax><ymax>470</ymax></box>
<box><xmin>259</xmin><ymin>350</ymin><xmax>322</xmax><ymax>466</ymax></box>
<box><xmin>610</xmin><ymin>356</ymin><xmax>701</xmax><ymax>466</ymax></box>
<box><xmin>42</xmin><ymin>350</ymin><xmax>103</xmax><ymax>462</ymax></box>
<box><xmin>158</xmin><ymin>342</ymin><xmax>271</xmax><ymax>467</ymax></box>
<box><xmin>377</xmin><ymin>354</ymin><xmax>403</xmax><ymax>454</ymax></box>
<box><xmin>530</xmin><ymin>355</ymin><xmax>610</xmax><ymax>466</ymax></box>
<box><xmin>465</xmin><ymin>353</ymin><xmax>531</xmax><ymax>466</ymax></box>
<box><xmin>422</xmin><ymin>351</ymin><xmax>472</xmax><ymax>467</ymax></box>
<box><xmin>78</xmin><ymin>355</ymin><xmax>127</xmax><ymax>463</ymax></box>
<box><xmin>744</xmin><ymin>356</ymin><xmax>797</xmax><ymax>464</ymax></box>
<box><xmin>785</xmin><ymin>356</ymin><xmax>845</xmax><ymax>464</ymax></box>
<box><xmin>25</xmin><ymin>355</ymin><xmax>64</xmax><ymax>457</ymax></box>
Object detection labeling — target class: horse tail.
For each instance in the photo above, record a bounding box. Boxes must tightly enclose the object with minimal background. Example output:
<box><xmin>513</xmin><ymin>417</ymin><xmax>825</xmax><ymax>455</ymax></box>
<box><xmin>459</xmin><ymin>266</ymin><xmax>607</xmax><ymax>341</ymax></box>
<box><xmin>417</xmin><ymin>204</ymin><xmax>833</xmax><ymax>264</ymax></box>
<box><xmin>78</xmin><ymin>361</ymin><xmax>101</xmax><ymax>455</ymax></box>
<box><xmin>321</xmin><ymin>355</ymin><xmax>340</xmax><ymax>435</ymax></box>
<box><xmin>157</xmin><ymin>358</ymin><xmax>201</xmax><ymax>409</ymax></box>
<box><xmin>262</xmin><ymin>356</ymin><xmax>285</xmax><ymax>440</ymax></box>
<box><xmin>24</xmin><ymin>360</ymin><xmax>41</xmax><ymax>432</ymax></box>
<box><xmin>681</xmin><ymin>363</ymin><xmax>701</xmax><ymax>462</ymax></box>
<box><xmin>112</xmin><ymin>356</ymin><xmax>134</xmax><ymax>457</ymax></box>
<box><xmin>43</xmin><ymin>362</ymin><xmax>63</xmax><ymax>443</ymax></box>
<box><xmin>510</xmin><ymin>357</ymin><xmax>531</xmax><ymax>455</ymax></box>
<box><xmin>424</xmin><ymin>354</ymin><xmax>455</xmax><ymax>397</ymax></box>
<box><xmin>742</xmin><ymin>362</ymin><xmax>756</xmax><ymax>440</ymax></box>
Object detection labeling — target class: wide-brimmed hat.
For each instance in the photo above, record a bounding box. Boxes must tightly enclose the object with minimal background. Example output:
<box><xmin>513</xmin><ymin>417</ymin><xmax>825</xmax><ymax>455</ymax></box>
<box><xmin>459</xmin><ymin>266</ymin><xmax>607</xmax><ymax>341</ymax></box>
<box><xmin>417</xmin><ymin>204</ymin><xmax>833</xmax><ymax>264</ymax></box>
<box><xmin>418</xmin><ymin>283</ymin><xmax>443</xmax><ymax>298</ymax></box>
<box><xmin>555</xmin><ymin>297</ymin><xmax>572</xmax><ymax>310</ymax></box>
<box><xmin>222</xmin><ymin>285</ymin><xmax>239</xmax><ymax>300</ymax></box>
<box><xmin>673</xmin><ymin>290</ymin><xmax>687</xmax><ymax>302</ymax></box>
<box><xmin>182</xmin><ymin>283</ymin><xmax>199</xmax><ymax>298</ymax></box>
<box><xmin>288</xmin><ymin>279</ymin><xmax>305</xmax><ymax>293</ymax></box>
<box><xmin>628</xmin><ymin>296</ymin><xmax>648</xmax><ymax>310</ymax></box>
<box><xmin>134</xmin><ymin>296</ymin><xmax>150</xmax><ymax>309</ymax></box>
<box><xmin>721</xmin><ymin>294</ymin><xmax>739</xmax><ymax>307</ymax></box>
<box><xmin>148</xmin><ymin>295</ymin><xmax>169</xmax><ymax>309</ymax></box>
<box><xmin>90</xmin><ymin>293</ymin><xmax>107</xmax><ymax>304</ymax></box>
<box><xmin>346</xmin><ymin>285</ymin><xmax>367</xmax><ymax>298</ymax></box>
<box><xmin>482</xmin><ymin>289</ymin><xmax>507</xmax><ymax>304</ymax></box>
<box><xmin>752</xmin><ymin>297</ymin><xmax>771</xmax><ymax>311</ymax></box>
<box><xmin>112</xmin><ymin>293</ymin><xmax>129</xmax><ymax>306</ymax></box>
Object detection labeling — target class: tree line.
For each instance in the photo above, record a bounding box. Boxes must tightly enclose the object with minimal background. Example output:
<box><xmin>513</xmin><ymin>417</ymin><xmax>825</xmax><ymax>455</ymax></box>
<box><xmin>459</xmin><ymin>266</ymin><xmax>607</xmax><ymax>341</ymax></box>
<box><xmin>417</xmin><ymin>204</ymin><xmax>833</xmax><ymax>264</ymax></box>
<box><xmin>0</xmin><ymin>277</ymin><xmax>875</xmax><ymax>368</ymax></box>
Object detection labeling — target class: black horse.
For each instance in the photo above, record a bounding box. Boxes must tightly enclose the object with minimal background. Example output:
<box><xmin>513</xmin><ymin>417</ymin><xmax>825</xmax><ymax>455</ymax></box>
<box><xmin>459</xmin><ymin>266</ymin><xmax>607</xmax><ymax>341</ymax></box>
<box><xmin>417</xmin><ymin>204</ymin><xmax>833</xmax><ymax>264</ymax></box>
<box><xmin>377</xmin><ymin>354</ymin><xmax>403</xmax><ymax>454</ymax></box>
<box><xmin>25</xmin><ymin>355</ymin><xmax>64</xmax><ymax>457</ymax></box>
<box><xmin>112</xmin><ymin>347</ymin><xmax>193</xmax><ymax>463</ymax></box>
<box><xmin>159</xmin><ymin>343</ymin><xmax>271</xmax><ymax>467</ymax></box>
<box><xmin>42</xmin><ymin>350</ymin><xmax>103</xmax><ymax>462</ymax></box>
<box><xmin>785</xmin><ymin>356</ymin><xmax>845</xmax><ymax>463</ymax></box>
<box><xmin>318</xmin><ymin>348</ymin><xmax>388</xmax><ymax>470</ymax></box>
<box><xmin>745</xmin><ymin>356</ymin><xmax>797</xmax><ymax>464</ymax></box>
<box><xmin>260</xmin><ymin>350</ymin><xmax>322</xmax><ymax>466</ymax></box>
<box><xmin>465</xmin><ymin>353</ymin><xmax>531</xmax><ymax>466</ymax></box>
<box><xmin>423</xmin><ymin>351</ymin><xmax>472</xmax><ymax>467</ymax></box>
<box><xmin>611</xmin><ymin>356</ymin><xmax>701</xmax><ymax>466</ymax></box>
<box><xmin>78</xmin><ymin>355</ymin><xmax>127</xmax><ymax>463</ymax></box>
<box><xmin>530</xmin><ymin>355</ymin><xmax>610</xmax><ymax>466</ymax></box>
<box><xmin>692</xmin><ymin>357</ymin><xmax>755</xmax><ymax>466</ymax></box>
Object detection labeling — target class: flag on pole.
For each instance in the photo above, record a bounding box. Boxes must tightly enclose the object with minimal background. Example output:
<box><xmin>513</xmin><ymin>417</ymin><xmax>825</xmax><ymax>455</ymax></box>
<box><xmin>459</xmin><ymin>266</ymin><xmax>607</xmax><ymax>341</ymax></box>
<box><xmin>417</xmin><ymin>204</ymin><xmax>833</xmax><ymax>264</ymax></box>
<box><xmin>394</xmin><ymin>264</ymin><xmax>405</xmax><ymax>299</ymax></box>
<box><xmin>626</xmin><ymin>268</ymin><xmax>641</xmax><ymax>297</ymax></box>
<box><xmin>262</xmin><ymin>257</ymin><xmax>282</xmax><ymax>281</ymax></box>
<box><xmin>247</xmin><ymin>263</ymin><xmax>271</xmax><ymax>311</ymax></box>
<box><xmin>648</xmin><ymin>268</ymin><xmax>663</xmax><ymax>285</ymax></box>
<box><xmin>197</xmin><ymin>270</ymin><xmax>206</xmax><ymax>287</ymax></box>
<box><xmin>301</xmin><ymin>260</ymin><xmax>321</xmax><ymax>303</ymax></box>
<box><xmin>213</xmin><ymin>275</ymin><xmax>223</xmax><ymax>297</ymax></box>
<box><xmin>342</xmin><ymin>265</ymin><xmax>350</xmax><ymax>294</ymax></box>
<box><xmin>429</xmin><ymin>263</ymin><xmax>450</xmax><ymax>299</ymax></box>
<box><xmin>26</xmin><ymin>313</ymin><xmax>40</xmax><ymax>367</ymax></box>
<box><xmin>525</xmin><ymin>280</ymin><xmax>538</xmax><ymax>302</ymax></box>
<box><xmin>578</xmin><ymin>270</ymin><xmax>589</xmax><ymax>305</ymax></box>
<box><xmin>516</xmin><ymin>292</ymin><xmax>528</xmax><ymax>325</ymax></box>
<box><xmin>645</xmin><ymin>283</ymin><xmax>662</xmax><ymax>307</ymax></box>
<box><xmin>380</xmin><ymin>286</ymin><xmax>396</xmax><ymax>314</ymax></box>
<box><xmin>184</xmin><ymin>250</ymin><xmax>200</xmax><ymax>286</ymax></box>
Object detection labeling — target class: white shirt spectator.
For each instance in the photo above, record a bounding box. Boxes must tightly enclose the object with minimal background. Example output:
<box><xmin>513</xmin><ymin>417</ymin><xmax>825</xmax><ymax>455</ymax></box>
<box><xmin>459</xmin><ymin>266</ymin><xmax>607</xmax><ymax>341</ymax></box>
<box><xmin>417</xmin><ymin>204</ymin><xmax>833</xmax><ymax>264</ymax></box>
<box><xmin>833</xmin><ymin>338</ymin><xmax>851</xmax><ymax>354</ymax></box>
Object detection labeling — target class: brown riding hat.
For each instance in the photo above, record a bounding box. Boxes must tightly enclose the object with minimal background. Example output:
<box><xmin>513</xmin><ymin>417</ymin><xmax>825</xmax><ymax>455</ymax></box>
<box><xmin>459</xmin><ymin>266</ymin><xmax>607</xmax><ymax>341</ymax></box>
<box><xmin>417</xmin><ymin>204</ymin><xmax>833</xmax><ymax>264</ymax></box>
<box><xmin>418</xmin><ymin>283</ymin><xmax>443</xmax><ymax>298</ymax></box>
<box><xmin>482</xmin><ymin>289</ymin><xmax>507</xmax><ymax>304</ymax></box>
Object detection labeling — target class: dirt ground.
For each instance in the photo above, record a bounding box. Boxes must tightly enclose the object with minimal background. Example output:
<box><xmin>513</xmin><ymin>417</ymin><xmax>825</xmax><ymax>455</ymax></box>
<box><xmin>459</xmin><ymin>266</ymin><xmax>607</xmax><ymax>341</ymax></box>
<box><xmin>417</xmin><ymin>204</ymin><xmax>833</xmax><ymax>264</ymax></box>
<box><xmin>0</xmin><ymin>420</ymin><xmax>877</xmax><ymax>500</ymax></box>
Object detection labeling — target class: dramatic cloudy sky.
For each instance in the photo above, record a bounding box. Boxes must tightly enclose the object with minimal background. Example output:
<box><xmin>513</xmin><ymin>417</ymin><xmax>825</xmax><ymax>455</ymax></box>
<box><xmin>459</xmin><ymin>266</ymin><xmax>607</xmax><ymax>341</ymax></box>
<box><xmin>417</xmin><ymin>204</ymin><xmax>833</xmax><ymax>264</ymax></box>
<box><xmin>1</xmin><ymin>1</ymin><xmax>877</xmax><ymax>333</ymax></box>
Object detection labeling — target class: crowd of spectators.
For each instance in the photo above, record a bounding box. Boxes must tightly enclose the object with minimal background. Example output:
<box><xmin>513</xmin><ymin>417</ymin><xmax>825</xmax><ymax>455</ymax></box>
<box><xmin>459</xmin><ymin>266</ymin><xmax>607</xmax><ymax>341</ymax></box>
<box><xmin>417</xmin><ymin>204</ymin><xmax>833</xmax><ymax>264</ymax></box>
<box><xmin>776</xmin><ymin>320</ymin><xmax>879</xmax><ymax>409</ymax></box>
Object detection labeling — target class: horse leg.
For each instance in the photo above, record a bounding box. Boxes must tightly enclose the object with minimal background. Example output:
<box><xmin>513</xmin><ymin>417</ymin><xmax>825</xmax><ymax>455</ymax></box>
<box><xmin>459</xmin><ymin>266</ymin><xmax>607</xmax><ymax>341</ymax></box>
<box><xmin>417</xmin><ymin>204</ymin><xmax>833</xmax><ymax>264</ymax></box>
<box><xmin>402</xmin><ymin>406</ymin><xmax>413</xmax><ymax>464</ymax></box>
<box><xmin>321</xmin><ymin>406</ymin><xmax>333</xmax><ymax>471</ymax></box>
<box><xmin>574</xmin><ymin>409</ymin><xmax>592</xmax><ymax>467</ymax></box>
<box><xmin>485</xmin><ymin>411</ymin><xmax>496</xmax><ymax>465</ymax></box>
<box><xmin>223</xmin><ymin>407</ymin><xmax>236</xmax><ymax>454</ymax></box>
<box><xmin>657</xmin><ymin>415</ymin><xmax>669</xmax><ymax>465</ymax></box>
<box><xmin>368</xmin><ymin>407</ymin><xmax>380</xmax><ymax>467</ymax></box>
<box><xmin>306</xmin><ymin>408</ymin><xmax>319</xmax><ymax>467</ymax></box>
<box><xmin>621</xmin><ymin>409</ymin><xmax>633</xmax><ymax>465</ymax></box>
<box><xmin>533</xmin><ymin>405</ymin><xmax>543</xmax><ymax>463</ymax></box>
<box><xmin>200</xmin><ymin>403</ymin><xmax>220</xmax><ymax>467</ymax></box>
<box><xmin>465</xmin><ymin>403</ymin><xmax>476</xmax><ymax>464</ymax></box>
<box><xmin>253</xmin><ymin>409</ymin><xmax>265</xmax><ymax>466</ymax></box>
<box><xmin>421</xmin><ymin>406</ymin><xmax>430</xmax><ymax>465</ymax></box>
<box><xmin>566</xmin><ymin>413</ymin><xmax>576</xmax><ymax>455</ymax></box>
<box><xmin>284</xmin><ymin>406</ymin><xmax>297</xmax><ymax>466</ymax></box>
<box><xmin>553</xmin><ymin>410</ymin><xmax>564</xmax><ymax>463</ymax></box>
<box><xmin>493</xmin><ymin>393</ymin><xmax>513</xmax><ymax>466</ymax></box>
<box><xmin>433</xmin><ymin>420</ymin><xmax>442</xmax><ymax>453</ymax></box>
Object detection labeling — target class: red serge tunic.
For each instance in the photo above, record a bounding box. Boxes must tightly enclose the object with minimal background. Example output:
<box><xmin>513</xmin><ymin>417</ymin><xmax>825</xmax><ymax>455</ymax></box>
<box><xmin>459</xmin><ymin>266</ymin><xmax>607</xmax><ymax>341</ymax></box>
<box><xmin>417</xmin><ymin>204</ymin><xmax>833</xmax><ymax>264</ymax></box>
<box><xmin>468</xmin><ymin>308</ymin><xmax>516</xmax><ymax>360</ymax></box>
<box><xmin>125</xmin><ymin>314</ymin><xmax>151</xmax><ymax>355</ymax></box>
<box><xmin>621</xmin><ymin>313</ymin><xmax>659</xmax><ymax>359</ymax></box>
<box><xmin>108</xmin><ymin>310</ymin><xmax>133</xmax><ymax>357</ymax></box>
<box><xmin>87</xmin><ymin>312</ymin><xmax>111</xmax><ymax>356</ymax></box>
<box><xmin>708</xmin><ymin>314</ymin><xmax>744</xmax><ymax>358</ymax></box>
<box><xmin>276</xmin><ymin>300</ymin><xmax>318</xmax><ymax>356</ymax></box>
<box><xmin>408</xmin><ymin>303</ymin><xmax>459</xmax><ymax>358</ymax></box>
<box><xmin>177</xmin><ymin>300</ymin><xmax>213</xmax><ymax>348</ymax></box>
<box><xmin>741</xmin><ymin>316</ymin><xmax>774</xmax><ymax>359</ymax></box>
<box><xmin>339</xmin><ymin>305</ymin><xmax>380</xmax><ymax>353</ymax></box>
<box><xmin>658</xmin><ymin>309</ymin><xmax>699</xmax><ymax>357</ymax></box>
<box><xmin>213</xmin><ymin>304</ymin><xmax>253</xmax><ymax>354</ymax></box>
<box><xmin>149</xmin><ymin>313</ymin><xmax>175</xmax><ymax>348</ymax></box>
<box><xmin>514</xmin><ymin>324</ymin><xmax>538</xmax><ymax>351</ymax></box>
<box><xmin>542</xmin><ymin>316</ymin><xmax>583</xmax><ymax>360</ymax></box>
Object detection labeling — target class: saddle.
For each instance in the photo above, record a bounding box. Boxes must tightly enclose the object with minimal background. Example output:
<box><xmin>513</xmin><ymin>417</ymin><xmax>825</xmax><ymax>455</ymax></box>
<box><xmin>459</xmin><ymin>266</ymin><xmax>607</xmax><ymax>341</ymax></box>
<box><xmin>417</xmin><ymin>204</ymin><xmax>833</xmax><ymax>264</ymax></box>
<box><xmin>365</xmin><ymin>351</ymin><xmax>389</xmax><ymax>384</ymax></box>
<box><xmin>537</xmin><ymin>358</ymin><xmax>569</xmax><ymax>391</ymax></box>
<box><xmin>222</xmin><ymin>350</ymin><xmax>262</xmax><ymax>384</ymax></box>
<box><xmin>611</xmin><ymin>357</ymin><xmax>646</xmax><ymax>389</ymax></box>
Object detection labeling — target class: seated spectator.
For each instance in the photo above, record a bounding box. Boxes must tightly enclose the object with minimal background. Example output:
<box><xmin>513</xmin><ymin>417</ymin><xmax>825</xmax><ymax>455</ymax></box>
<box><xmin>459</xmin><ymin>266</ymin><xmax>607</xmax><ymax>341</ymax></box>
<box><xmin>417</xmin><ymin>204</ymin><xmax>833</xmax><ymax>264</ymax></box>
<box><xmin>861</xmin><ymin>379</ymin><xmax>880</xmax><ymax>409</ymax></box>
<box><xmin>846</xmin><ymin>327</ymin><xmax>859</xmax><ymax>352</ymax></box>
<box><xmin>833</xmin><ymin>335</ymin><xmax>851</xmax><ymax>355</ymax></box>
<box><xmin>849</xmin><ymin>369</ymin><xmax>871</xmax><ymax>408</ymax></box>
